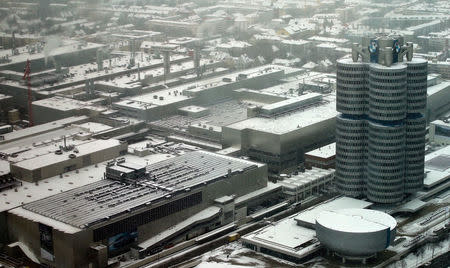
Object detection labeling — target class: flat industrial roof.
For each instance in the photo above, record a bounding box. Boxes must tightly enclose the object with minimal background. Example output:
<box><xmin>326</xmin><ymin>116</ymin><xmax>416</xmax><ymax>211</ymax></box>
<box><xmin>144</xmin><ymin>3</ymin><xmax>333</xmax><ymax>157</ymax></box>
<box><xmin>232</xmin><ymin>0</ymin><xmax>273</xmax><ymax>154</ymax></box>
<box><xmin>427</xmin><ymin>81</ymin><xmax>450</xmax><ymax>96</ymax></box>
<box><xmin>294</xmin><ymin>196</ymin><xmax>372</xmax><ymax>227</ymax></box>
<box><xmin>424</xmin><ymin>145</ymin><xmax>450</xmax><ymax>188</ymax></box>
<box><xmin>0</xmin><ymin>41</ymin><xmax>104</xmax><ymax>67</ymax></box>
<box><xmin>305</xmin><ymin>142</ymin><xmax>336</xmax><ymax>158</ymax></box>
<box><xmin>22</xmin><ymin>151</ymin><xmax>262</xmax><ymax>228</ymax></box>
<box><xmin>316</xmin><ymin>209</ymin><xmax>396</xmax><ymax>233</ymax></box>
<box><xmin>0</xmin><ymin>53</ymin><xmax>188</xmax><ymax>92</ymax></box>
<box><xmin>241</xmin><ymin>213</ymin><xmax>320</xmax><ymax>260</ymax></box>
<box><xmin>12</xmin><ymin>139</ymin><xmax>122</xmax><ymax>170</ymax></box>
<box><xmin>226</xmin><ymin>94</ymin><xmax>336</xmax><ymax>135</ymax></box>
<box><xmin>0</xmin><ymin>152</ymin><xmax>174</xmax><ymax>213</ymax></box>
<box><xmin>32</xmin><ymin>96</ymin><xmax>104</xmax><ymax>112</ymax></box>
<box><xmin>0</xmin><ymin>116</ymin><xmax>88</xmax><ymax>144</ymax></box>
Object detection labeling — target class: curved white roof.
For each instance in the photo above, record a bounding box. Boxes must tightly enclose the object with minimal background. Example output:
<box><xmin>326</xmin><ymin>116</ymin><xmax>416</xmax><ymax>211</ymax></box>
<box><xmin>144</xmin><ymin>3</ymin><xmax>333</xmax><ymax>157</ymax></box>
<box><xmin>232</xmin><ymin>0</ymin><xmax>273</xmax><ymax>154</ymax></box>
<box><xmin>316</xmin><ymin>208</ymin><xmax>396</xmax><ymax>233</ymax></box>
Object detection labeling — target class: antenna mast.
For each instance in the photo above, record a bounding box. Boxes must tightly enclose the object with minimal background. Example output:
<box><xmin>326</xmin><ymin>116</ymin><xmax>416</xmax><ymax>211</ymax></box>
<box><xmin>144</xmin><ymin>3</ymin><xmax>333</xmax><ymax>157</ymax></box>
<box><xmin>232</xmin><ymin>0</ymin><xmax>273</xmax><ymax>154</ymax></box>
<box><xmin>23</xmin><ymin>59</ymin><xmax>33</xmax><ymax>126</ymax></box>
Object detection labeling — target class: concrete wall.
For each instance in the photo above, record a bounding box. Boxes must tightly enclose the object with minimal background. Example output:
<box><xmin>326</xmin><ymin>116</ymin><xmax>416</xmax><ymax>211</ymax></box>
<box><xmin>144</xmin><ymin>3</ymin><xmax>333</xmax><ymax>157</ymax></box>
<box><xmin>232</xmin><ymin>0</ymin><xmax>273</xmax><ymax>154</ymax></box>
<box><xmin>6</xmin><ymin>162</ymin><xmax>267</xmax><ymax>267</ymax></box>
<box><xmin>426</xmin><ymin>83</ymin><xmax>450</xmax><ymax>122</ymax></box>
<box><xmin>7</xmin><ymin>212</ymin><xmax>94</xmax><ymax>268</ymax></box>
<box><xmin>10</xmin><ymin>140</ymin><xmax>127</xmax><ymax>182</ymax></box>
<box><xmin>109</xmin><ymin>163</ymin><xmax>267</xmax><ymax>242</ymax></box>
<box><xmin>222</xmin><ymin>117</ymin><xmax>335</xmax><ymax>172</ymax></box>
<box><xmin>32</xmin><ymin>103</ymin><xmax>77</xmax><ymax>125</ymax></box>
<box><xmin>7</xmin><ymin>213</ymin><xmax>41</xmax><ymax>263</ymax></box>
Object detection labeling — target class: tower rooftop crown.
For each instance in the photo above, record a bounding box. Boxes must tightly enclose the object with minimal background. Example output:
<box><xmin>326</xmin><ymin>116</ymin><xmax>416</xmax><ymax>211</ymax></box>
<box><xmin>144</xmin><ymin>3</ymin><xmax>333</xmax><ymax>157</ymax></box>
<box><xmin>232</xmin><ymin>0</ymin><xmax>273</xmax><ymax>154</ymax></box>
<box><xmin>351</xmin><ymin>35</ymin><xmax>413</xmax><ymax>67</ymax></box>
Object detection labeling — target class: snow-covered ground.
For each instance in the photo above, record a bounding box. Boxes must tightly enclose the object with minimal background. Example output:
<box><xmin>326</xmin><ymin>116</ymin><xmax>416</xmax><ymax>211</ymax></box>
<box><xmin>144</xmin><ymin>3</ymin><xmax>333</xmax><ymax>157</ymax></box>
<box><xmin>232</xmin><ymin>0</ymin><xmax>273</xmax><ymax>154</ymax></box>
<box><xmin>387</xmin><ymin>237</ymin><xmax>450</xmax><ymax>268</ymax></box>
<box><xmin>195</xmin><ymin>242</ymin><xmax>295</xmax><ymax>268</ymax></box>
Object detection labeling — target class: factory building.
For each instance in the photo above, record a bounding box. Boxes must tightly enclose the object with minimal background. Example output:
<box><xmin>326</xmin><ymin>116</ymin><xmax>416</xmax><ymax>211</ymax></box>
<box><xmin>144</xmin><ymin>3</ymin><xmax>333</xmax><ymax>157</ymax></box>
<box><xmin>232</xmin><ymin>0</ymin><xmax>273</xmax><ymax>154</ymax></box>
<box><xmin>278</xmin><ymin>167</ymin><xmax>334</xmax><ymax>202</ymax></box>
<box><xmin>9</xmin><ymin>138</ymin><xmax>127</xmax><ymax>182</ymax></box>
<box><xmin>426</xmin><ymin>78</ymin><xmax>450</xmax><ymax>122</ymax></box>
<box><xmin>7</xmin><ymin>151</ymin><xmax>268</xmax><ymax>267</ymax></box>
<box><xmin>429</xmin><ymin>119</ymin><xmax>450</xmax><ymax>145</ymax></box>
<box><xmin>223</xmin><ymin>92</ymin><xmax>336</xmax><ymax>174</ymax></box>
<box><xmin>335</xmin><ymin>35</ymin><xmax>427</xmax><ymax>204</ymax></box>
<box><xmin>113</xmin><ymin>65</ymin><xmax>286</xmax><ymax>122</ymax></box>
<box><xmin>304</xmin><ymin>142</ymin><xmax>335</xmax><ymax>169</ymax></box>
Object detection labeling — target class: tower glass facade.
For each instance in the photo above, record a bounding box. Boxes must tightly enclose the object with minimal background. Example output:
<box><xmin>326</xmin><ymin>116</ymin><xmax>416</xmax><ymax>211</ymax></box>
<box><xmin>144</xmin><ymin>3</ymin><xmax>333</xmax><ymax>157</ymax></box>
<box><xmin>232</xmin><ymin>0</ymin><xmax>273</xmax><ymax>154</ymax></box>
<box><xmin>336</xmin><ymin>35</ymin><xmax>427</xmax><ymax>204</ymax></box>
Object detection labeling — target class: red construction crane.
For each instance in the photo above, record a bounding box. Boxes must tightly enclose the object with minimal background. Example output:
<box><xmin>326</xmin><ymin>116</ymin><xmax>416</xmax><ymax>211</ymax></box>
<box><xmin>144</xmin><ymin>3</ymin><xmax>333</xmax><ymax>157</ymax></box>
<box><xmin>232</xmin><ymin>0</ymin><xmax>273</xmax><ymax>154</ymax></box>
<box><xmin>23</xmin><ymin>59</ymin><xmax>33</xmax><ymax>127</ymax></box>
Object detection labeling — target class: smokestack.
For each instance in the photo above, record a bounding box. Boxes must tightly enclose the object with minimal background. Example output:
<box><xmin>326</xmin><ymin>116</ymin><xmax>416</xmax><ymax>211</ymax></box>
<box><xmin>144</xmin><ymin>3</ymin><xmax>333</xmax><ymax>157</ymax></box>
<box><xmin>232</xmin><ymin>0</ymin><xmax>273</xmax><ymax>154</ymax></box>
<box><xmin>194</xmin><ymin>46</ymin><xmax>200</xmax><ymax>78</ymax></box>
<box><xmin>163</xmin><ymin>50</ymin><xmax>170</xmax><ymax>82</ymax></box>
<box><xmin>11</xmin><ymin>31</ymin><xmax>16</xmax><ymax>55</ymax></box>
<box><xmin>97</xmin><ymin>49</ymin><xmax>103</xmax><ymax>71</ymax></box>
<box><xmin>129</xmin><ymin>39</ymin><xmax>136</xmax><ymax>67</ymax></box>
<box><xmin>138</xmin><ymin>62</ymin><xmax>141</xmax><ymax>80</ymax></box>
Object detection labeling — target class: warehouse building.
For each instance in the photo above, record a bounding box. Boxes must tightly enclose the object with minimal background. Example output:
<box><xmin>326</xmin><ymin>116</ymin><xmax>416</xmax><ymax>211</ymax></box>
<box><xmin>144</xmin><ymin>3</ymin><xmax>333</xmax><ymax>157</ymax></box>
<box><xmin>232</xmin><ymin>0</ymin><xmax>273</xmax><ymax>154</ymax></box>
<box><xmin>223</xmin><ymin>92</ymin><xmax>336</xmax><ymax>173</ymax></box>
<box><xmin>7</xmin><ymin>151</ymin><xmax>268</xmax><ymax>267</ymax></box>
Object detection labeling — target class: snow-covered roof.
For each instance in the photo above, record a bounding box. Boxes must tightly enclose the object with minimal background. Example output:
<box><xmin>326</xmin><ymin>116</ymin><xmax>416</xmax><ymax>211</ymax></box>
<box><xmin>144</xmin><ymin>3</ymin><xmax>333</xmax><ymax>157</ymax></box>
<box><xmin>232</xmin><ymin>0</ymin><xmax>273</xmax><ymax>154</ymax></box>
<box><xmin>424</xmin><ymin>145</ymin><xmax>450</xmax><ymax>188</ymax></box>
<box><xmin>316</xmin><ymin>208</ymin><xmax>397</xmax><ymax>233</ymax></box>
<box><xmin>225</xmin><ymin>94</ymin><xmax>336</xmax><ymax>135</ymax></box>
<box><xmin>294</xmin><ymin>196</ymin><xmax>372</xmax><ymax>227</ymax></box>
<box><xmin>305</xmin><ymin>142</ymin><xmax>335</xmax><ymax>159</ymax></box>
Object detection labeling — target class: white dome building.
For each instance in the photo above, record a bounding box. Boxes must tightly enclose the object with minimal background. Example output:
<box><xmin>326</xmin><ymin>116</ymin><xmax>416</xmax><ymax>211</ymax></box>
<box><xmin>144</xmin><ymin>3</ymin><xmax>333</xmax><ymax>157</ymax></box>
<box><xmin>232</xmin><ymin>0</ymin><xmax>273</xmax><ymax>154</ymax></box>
<box><xmin>315</xmin><ymin>208</ymin><xmax>397</xmax><ymax>262</ymax></box>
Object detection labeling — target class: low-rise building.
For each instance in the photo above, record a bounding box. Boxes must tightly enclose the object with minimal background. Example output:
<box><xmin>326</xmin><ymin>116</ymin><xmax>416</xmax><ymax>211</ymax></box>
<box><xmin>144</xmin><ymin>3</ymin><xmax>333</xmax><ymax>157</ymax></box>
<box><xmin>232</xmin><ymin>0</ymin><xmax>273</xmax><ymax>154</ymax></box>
<box><xmin>7</xmin><ymin>151</ymin><xmax>268</xmax><ymax>267</ymax></box>
<box><xmin>429</xmin><ymin>119</ymin><xmax>450</xmax><ymax>145</ymax></box>
<box><xmin>304</xmin><ymin>142</ymin><xmax>335</xmax><ymax>169</ymax></box>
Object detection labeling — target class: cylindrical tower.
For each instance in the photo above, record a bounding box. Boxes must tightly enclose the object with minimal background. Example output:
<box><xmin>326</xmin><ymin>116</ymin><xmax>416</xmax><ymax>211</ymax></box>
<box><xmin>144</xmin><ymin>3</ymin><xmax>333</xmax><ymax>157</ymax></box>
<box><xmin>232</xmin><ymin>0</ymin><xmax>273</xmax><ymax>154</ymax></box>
<box><xmin>336</xmin><ymin>58</ymin><xmax>369</xmax><ymax>197</ymax></box>
<box><xmin>404</xmin><ymin>114</ymin><xmax>426</xmax><ymax>193</ymax></box>
<box><xmin>335</xmin><ymin>114</ymin><xmax>367</xmax><ymax>197</ymax></box>
<box><xmin>404</xmin><ymin>58</ymin><xmax>427</xmax><ymax>193</ymax></box>
<box><xmin>336</xmin><ymin>59</ymin><xmax>368</xmax><ymax>115</ymax></box>
<box><xmin>406</xmin><ymin>59</ymin><xmax>427</xmax><ymax>113</ymax></box>
<box><xmin>368</xmin><ymin>64</ymin><xmax>407</xmax><ymax>122</ymax></box>
<box><xmin>367</xmin><ymin>121</ymin><xmax>405</xmax><ymax>203</ymax></box>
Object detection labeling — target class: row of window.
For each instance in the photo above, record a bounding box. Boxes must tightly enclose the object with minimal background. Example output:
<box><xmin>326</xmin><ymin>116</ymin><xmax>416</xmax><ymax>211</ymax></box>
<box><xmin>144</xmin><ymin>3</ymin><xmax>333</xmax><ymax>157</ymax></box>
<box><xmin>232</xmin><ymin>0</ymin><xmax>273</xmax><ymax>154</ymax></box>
<box><xmin>366</xmin><ymin>180</ymin><xmax>404</xmax><ymax>188</ymax></box>
<box><xmin>336</xmin><ymin>167</ymin><xmax>365</xmax><ymax>173</ymax></box>
<box><xmin>337</xmin><ymin>92</ymin><xmax>367</xmax><ymax>98</ymax></box>
<box><xmin>369</xmin><ymin>155</ymin><xmax>406</xmax><ymax>161</ymax></box>
<box><xmin>370</xmin><ymin>111</ymin><xmax>405</xmax><ymax>118</ymax></box>
<box><xmin>407</xmin><ymin>65</ymin><xmax>427</xmax><ymax>70</ymax></box>
<box><xmin>337</xmin><ymin>105</ymin><xmax>366</xmax><ymax>112</ymax></box>
<box><xmin>336</xmin><ymin>126</ymin><xmax>367</xmax><ymax>133</ymax></box>
<box><xmin>337</xmin><ymin>148</ymin><xmax>366</xmax><ymax>154</ymax></box>
<box><xmin>337</xmin><ymin>79</ymin><xmax>366</xmax><ymax>85</ymax></box>
<box><xmin>407</xmin><ymin>78</ymin><xmax>427</xmax><ymax>84</ymax></box>
<box><xmin>336</xmin><ymin>119</ymin><xmax>367</xmax><ymax>127</ymax></box>
<box><xmin>338</xmin><ymin>99</ymin><xmax>367</xmax><ymax>105</ymax></box>
<box><xmin>367</xmin><ymin>146</ymin><xmax>405</xmax><ymax>154</ymax></box>
<box><xmin>337</xmin><ymin>85</ymin><xmax>367</xmax><ymax>91</ymax></box>
<box><xmin>369</xmin><ymin>97</ymin><xmax>406</xmax><ymax>104</ymax></box>
<box><xmin>368</xmin><ymin>124</ymin><xmax>405</xmax><ymax>132</ymax></box>
<box><xmin>407</xmin><ymin>86</ymin><xmax>427</xmax><ymax>91</ymax></box>
<box><xmin>408</xmin><ymin>98</ymin><xmax>426</xmax><ymax>104</ymax></box>
<box><xmin>370</xmin><ymin>71</ymin><xmax>405</xmax><ymax>77</ymax></box>
<box><xmin>369</xmin><ymin>87</ymin><xmax>406</xmax><ymax>94</ymax></box>
<box><xmin>407</xmin><ymin>91</ymin><xmax>426</xmax><ymax>97</ymax></box>
<box><xmin>337</xmin><ymin>72</ymin><xmax>366</xmax><ymax>78</ymax></box>
<box><xmin>366</xmin><ymin>161</ymin><xmax>404</xmax><ymax>167</ymax></box>
<box><xmin>406</xmin><ymin>72</ymin><xmax>427</xmax><ymax>77</ymax></box>
<box><xmin>367</xmin><ymin>167</ymin><xmax>404</xmax><ymax>175</ymax></box>
<box><xmin>93</xmin><ymin>191</ymin><xmax>203</xmax><ymax>241</ymax></box>
<box><xmin>338</xmin><ymin>65</ymin><xmax>368</xmax><ymax>71</ymax></box>
<box><xmin>369</xmin><ymin>140</ymin><xmax>404</xmax><ymax>147</ymax></box>
<box><xmin>370</xmin><ymin>77</ymin><xmax>407</xmax><ymax>84</ymax></box>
